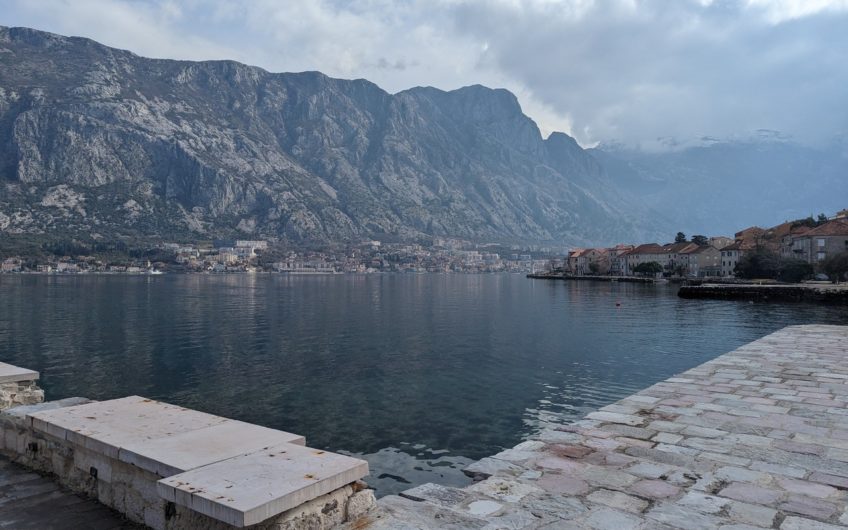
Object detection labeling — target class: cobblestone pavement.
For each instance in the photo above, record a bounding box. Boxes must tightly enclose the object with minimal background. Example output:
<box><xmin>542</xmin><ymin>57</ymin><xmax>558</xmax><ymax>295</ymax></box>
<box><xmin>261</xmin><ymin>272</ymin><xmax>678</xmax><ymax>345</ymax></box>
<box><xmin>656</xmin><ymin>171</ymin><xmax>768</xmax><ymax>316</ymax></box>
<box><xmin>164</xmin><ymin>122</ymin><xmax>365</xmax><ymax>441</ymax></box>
<box><xmin>353</xmin><ymin>325</ymin><xmax>848</xmax><ymax>529</ymax></box>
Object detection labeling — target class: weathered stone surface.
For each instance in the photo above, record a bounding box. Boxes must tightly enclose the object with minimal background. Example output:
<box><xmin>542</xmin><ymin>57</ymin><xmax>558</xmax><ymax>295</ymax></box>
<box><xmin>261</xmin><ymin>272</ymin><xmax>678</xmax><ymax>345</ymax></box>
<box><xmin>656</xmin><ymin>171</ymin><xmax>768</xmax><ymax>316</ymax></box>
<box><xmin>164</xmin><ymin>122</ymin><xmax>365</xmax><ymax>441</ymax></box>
<box><xmin>630</xmin><ymin>479</ymin><xmax>681</xmax><ymax>499</ymax></box>
<box><xmin>586</xmin><ymin>489</ymin><xmax>649</xmax><ymax>513</ymax></box>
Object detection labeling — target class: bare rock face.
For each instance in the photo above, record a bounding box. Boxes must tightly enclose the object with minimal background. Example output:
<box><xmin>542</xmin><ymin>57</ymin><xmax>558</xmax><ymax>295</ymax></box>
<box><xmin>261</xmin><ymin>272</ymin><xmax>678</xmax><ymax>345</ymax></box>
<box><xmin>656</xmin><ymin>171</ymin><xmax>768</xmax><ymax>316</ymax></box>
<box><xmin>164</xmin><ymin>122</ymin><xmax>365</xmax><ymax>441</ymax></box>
<box><xmin>0</xmin><ymin>26</ymin><xmax>664</xmax><ymax>245</ymax></box>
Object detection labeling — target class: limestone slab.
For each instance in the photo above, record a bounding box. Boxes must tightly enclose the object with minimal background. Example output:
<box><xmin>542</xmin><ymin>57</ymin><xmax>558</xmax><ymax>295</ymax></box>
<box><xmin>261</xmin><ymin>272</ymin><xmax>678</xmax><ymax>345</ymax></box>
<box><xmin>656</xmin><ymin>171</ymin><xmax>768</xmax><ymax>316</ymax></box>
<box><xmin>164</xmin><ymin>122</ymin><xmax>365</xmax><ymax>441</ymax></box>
<box><xmin>156</xmin><ymin>442</ymin><xmax>369</xmax><ymax>527</ymax></box>
<box><xmin>118</xmin><ymin>419</ymin><xmax>305</xmax><ymax>477</ymax></box>
<box><xmin>28</xmin><ymin>396</ymin><xmax>229</xmax><ymax>459</ymax></box>
<box><xmin>27</xmin><ymin>395</ymin><xmax>304</xmax><ymax>468</ymax></box>
<box><xmin>0</xmin><ymin>362</ymin><xmax>39</xmax><ymax>384</ymax></box>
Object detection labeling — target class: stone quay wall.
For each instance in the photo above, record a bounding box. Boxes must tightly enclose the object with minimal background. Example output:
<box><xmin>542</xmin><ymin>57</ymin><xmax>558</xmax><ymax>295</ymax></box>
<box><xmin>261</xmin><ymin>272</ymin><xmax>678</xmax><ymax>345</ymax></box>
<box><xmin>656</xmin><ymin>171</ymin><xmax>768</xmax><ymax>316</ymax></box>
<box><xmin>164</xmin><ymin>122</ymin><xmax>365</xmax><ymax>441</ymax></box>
<box><xmin>678</xmin><ymin>283</ymin><xmax>848</xmax><ymax>304</ymax></box>
<box><xmin>0</xmin><ymin>378</ymin><xmax>44</xmax><ymax>410</ymax></box>
<box><xmin>0</xmin><ymin>398</ymin><xmax>374</xmax><ymax>530</ymax></box>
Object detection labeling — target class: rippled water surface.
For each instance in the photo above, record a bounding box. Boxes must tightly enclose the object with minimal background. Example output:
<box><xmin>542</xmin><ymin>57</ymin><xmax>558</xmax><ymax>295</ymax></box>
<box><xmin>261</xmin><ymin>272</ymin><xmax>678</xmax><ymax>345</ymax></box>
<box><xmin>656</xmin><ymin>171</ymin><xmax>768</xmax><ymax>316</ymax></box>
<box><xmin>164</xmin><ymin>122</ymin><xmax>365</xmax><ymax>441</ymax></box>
<box><xmin>1</xmin><ymin>274</ymin><xmax>845</xmax><ymax>495</ymax></box>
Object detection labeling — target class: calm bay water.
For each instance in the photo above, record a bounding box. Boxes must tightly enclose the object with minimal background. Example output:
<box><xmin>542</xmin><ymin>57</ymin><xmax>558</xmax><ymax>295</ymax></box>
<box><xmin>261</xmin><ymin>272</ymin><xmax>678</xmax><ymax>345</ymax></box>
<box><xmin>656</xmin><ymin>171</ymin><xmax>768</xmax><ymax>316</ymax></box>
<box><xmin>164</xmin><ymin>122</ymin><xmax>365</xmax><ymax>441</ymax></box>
<box><xmin>0</xmin><ymin>274</ymin><xmax>846</xmax><ymax>495</ymax></box>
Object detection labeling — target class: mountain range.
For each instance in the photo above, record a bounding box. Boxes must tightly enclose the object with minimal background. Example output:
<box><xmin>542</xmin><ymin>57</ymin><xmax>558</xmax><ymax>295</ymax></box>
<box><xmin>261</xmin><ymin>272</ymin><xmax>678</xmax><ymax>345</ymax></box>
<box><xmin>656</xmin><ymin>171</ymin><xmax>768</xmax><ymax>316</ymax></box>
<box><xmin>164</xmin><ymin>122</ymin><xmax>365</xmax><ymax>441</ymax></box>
<box><xmin>1</xmin><ymin>26</ymin><xmax>845</xmax><ymax>249</ymax></box>
<box><xmin>0</xmin><ymin>25</ymin><xmax>668</xmax><ymax>248</ymax></box>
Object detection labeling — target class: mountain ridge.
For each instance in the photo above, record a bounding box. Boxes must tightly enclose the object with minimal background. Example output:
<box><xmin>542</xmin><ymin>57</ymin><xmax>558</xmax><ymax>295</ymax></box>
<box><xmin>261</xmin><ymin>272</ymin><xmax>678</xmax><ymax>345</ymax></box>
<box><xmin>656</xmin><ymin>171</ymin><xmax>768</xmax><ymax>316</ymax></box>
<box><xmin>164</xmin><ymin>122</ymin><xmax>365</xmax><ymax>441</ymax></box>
<box><xmin>0</xmin><ymin>25</ymin><xmax>666</xmax><ymax>247</ymax></box>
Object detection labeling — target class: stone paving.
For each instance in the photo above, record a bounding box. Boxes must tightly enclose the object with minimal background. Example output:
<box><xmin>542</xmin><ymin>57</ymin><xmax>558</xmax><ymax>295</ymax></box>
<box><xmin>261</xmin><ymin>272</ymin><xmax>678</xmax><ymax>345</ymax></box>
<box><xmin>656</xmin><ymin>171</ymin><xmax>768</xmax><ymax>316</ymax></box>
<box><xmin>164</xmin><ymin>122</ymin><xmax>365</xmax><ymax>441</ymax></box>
<box><xmin>352</xmin><ymin>325</ymin><xmax>848</xmax><ymax>529</ymax></box>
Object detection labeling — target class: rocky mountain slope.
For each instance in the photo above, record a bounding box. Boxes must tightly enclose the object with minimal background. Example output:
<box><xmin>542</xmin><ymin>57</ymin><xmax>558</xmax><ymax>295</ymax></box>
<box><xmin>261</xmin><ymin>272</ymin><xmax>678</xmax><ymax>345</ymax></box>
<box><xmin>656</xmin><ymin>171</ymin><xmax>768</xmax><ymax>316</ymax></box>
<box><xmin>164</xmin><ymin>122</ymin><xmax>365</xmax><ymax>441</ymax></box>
<box><xmin>0</xmin><ymin>26</ymin><xmax>666</xmax><ymax>247</ymax></box>
<box><xmin>590</xmin><ymin>134</ymin><xmax>848</xmax><ymax>237</ymax></box>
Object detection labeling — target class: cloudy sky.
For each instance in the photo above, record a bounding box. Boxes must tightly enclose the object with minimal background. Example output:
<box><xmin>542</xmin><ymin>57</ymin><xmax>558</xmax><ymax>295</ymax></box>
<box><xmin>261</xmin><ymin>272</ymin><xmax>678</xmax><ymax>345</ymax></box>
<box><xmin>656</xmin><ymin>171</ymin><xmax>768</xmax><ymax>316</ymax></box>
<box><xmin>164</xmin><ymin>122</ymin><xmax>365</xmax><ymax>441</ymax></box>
<box><xmin>3</xmin><ymin>0</ymin><xmax>847</xmax><ymax>149</ymax></box>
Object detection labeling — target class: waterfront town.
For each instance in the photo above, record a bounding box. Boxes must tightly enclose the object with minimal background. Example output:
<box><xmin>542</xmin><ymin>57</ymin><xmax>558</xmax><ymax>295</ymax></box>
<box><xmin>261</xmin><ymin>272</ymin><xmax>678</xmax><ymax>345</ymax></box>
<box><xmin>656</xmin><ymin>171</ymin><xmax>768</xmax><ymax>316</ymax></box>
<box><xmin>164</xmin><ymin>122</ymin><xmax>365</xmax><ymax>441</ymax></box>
<box><xmin>0</xmin><ymin>237</ymin><xmax>555</xmax><ymax>275</ymax></box>
<box><xmin>1</xmin><ymin>210</ymin><xmax>847</xmax><ymax>279</ymax></box>
<box><xmin>561</xmin><ymin>209</ymin><xmax>848</xmax><ymax>280</ymax></box>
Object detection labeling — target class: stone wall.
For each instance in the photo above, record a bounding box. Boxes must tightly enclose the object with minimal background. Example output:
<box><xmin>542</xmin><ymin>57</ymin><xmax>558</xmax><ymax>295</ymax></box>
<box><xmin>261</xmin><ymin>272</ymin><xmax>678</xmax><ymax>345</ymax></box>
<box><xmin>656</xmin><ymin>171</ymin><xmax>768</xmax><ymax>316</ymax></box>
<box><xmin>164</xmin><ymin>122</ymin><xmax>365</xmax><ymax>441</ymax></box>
<box><xmin>0</xmin><ymin>380</ymin><xmax>44</xmax><ymax>410</ymax></box>
<box><xmin>0</xmin><ymin>401</ymin><xmax>375</xmax><ymax>529</ymax></box>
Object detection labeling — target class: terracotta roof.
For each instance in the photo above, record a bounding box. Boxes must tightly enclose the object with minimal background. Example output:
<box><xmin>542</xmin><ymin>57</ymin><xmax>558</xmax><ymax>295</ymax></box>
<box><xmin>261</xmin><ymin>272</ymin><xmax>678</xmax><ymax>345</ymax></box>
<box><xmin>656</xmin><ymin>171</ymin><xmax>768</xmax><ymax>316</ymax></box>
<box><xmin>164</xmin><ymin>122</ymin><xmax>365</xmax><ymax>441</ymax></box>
<box><xmin>767</xmin><ymin>221</ymin><xmax>794</xmax><ymax>239</ymax></box>
<box><xmin>735</xmin><ymin>226</ymin><xmax>765</xmax><ymax>239</ymax></box>
<box><xmin>804</xmin><ymin>219</ymin><xmax>848</xmax><ymax>237</ymax></box>
<box><xmin>624</xmin><ymin>244</ymin><xmax>665</xmax><ymax>255</ymax></box>
<box><xmin>662</xmin><ymin>242</ymin><xmax>697</xmax><ymax>253</ymax></box>
<box><xmin>679</xmin><ymin>244</ymin><xmax>712</xmax><ymax>254</ymax></box>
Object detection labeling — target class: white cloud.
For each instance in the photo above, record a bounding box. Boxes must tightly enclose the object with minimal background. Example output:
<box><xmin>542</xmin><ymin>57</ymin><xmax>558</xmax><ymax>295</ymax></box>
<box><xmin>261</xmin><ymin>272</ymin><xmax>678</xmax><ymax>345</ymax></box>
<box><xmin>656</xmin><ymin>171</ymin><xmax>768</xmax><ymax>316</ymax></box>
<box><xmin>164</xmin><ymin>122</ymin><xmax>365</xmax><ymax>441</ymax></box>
<box><xmin>745</xmin><ymin>0</ymin><xmax>848</xmax><ymax>24</ymax></box>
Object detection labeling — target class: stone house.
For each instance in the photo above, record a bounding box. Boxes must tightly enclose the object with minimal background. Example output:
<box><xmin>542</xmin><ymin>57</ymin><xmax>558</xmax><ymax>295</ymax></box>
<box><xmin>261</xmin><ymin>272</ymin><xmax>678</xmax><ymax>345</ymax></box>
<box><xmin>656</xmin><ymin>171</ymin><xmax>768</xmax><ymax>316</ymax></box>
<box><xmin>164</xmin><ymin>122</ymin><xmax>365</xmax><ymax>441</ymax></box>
<box><xmin>788</xmin><ymin>218</ymin><xmax>848</xmax><ymax>264</ymax></box>
<box><xmin>680</xmin><ymin>245</ymin><xmax>722</xmax><ymax>277</ymax></box>
<box><xmin>567</xmin><ymin>248</ymin><xmax>606</xmax><ymax>275</ymax></box>
<box><xmin>608</xmin><ymin>244</ymin><xmax>635</xmax><ymax>276</ymax></box>
<box><xmin>708</xmin><ymin>236</ymin><xmax>733</xmax><ymax>250</ymax></box>
<box><xmin>662</xmin><ymin>242</ymin><xmax>699</xmax><ymax>275</ymax></box>
<box><xmin>622</xmin><ymin>244</ymin><xmax>667</xmax><ymax>276</ymax></box>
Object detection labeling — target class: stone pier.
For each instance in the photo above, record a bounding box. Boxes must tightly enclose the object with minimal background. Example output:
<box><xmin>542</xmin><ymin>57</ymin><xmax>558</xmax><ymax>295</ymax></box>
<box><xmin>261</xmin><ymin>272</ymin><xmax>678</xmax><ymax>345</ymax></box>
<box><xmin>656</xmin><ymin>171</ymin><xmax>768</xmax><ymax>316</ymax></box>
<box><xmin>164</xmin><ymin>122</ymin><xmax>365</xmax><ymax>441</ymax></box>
<box><xmin>356</xmin><ymin>325</ymin><xmax>848</xmax><ymax>529</ymax></box>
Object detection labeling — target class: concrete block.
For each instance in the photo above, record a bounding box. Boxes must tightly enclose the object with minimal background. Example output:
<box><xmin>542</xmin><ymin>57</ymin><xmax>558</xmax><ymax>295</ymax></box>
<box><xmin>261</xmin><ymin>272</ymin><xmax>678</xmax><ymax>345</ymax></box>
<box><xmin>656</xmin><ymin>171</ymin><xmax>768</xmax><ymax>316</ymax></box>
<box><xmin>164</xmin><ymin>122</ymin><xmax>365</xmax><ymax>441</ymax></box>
<box><xmin>118</xmin><ymin>419</ymin><xmax>305</xmax><ymax>477</ymax></box>
<box><xmin>156</xmin><ymin>442</ymin><xmax>369</xmax><ymax>527</ymax></box>
<box><xmin>0</xmin><ymin>362</ymin><xmax>39</xmax><ymax>383</ymax></box>
<box><xmin>28</xmin><ymin>396</ymin><xmax>304</xmax><ymax>477</ymax></box>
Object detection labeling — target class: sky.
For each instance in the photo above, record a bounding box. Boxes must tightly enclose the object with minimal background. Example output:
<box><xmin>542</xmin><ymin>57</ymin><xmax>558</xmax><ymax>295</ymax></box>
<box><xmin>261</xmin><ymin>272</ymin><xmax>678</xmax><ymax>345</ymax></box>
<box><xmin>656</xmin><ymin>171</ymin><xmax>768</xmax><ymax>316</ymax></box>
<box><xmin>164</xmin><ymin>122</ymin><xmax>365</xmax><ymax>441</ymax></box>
<box><xmin>3</xmin><ymin>0</ymin><xmax>847</xmax><ymax>149</ymax></box>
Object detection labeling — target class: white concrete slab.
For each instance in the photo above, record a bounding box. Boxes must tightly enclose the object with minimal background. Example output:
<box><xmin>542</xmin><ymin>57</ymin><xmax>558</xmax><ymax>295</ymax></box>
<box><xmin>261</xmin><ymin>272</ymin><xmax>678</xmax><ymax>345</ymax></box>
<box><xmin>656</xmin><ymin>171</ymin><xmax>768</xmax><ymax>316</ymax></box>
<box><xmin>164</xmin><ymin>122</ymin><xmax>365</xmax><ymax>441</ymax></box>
<box><xmin>28</xmin><ymin>396</ymin><xmax>230</xmax><ymax>459</ymax></box>
<box><xmin>0</xmin><ymin>362</ymin><xmax>39</xmax><ymax>384</ymax></box>
<box><xmin>118</xmin><ymin>419</ymin><xmax>305</xmax><ymax>477</ymax></box>
<box><xmin>157</xmin><ymin>442</ymin><xmax>369</xmax><ymax>527</ymax></box>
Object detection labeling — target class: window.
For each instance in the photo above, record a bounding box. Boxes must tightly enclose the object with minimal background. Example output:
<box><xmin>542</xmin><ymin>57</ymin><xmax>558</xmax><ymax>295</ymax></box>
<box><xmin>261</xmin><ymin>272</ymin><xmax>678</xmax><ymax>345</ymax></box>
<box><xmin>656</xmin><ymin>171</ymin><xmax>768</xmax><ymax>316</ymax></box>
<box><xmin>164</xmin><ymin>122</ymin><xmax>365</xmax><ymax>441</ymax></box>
<box><xmin>817</xmin><ymin>252</ymin><xmax>826</xmax><ymax>261</ymax></box>
<box><xmin>817</xmin><ymin>238</ymin><xmax>826</xmax><ymax>248</ymax></box>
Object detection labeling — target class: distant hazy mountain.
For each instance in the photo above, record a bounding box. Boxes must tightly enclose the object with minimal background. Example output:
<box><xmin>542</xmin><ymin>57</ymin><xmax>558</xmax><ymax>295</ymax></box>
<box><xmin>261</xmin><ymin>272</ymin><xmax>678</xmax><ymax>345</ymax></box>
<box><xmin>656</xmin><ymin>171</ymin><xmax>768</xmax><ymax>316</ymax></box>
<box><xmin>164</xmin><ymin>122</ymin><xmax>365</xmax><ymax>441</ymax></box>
<box><xmin>0</xmin><ymin>26</ymin><xmax>668</xmax><ymax>247</ymax></box>
<box><xmin>590</xmin><ymin>134</ymin><xmax>848</xmax><ymax>237</ymax></box>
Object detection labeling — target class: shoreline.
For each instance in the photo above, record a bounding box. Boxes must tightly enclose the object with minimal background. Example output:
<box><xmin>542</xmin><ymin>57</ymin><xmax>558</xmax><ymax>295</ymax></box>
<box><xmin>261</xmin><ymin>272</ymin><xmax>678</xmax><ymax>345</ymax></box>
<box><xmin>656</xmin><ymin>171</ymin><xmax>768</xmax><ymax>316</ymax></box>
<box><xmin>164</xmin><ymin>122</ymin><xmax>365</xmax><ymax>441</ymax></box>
<box><xmin>363</xmin><ymin>325</ymin><xmax>848</xmax><ymax>529</ymax></box>
<box><xmin>527</xmin><ymin>273</ymin><xmax>659</xmax><ymax>283</ymax></box>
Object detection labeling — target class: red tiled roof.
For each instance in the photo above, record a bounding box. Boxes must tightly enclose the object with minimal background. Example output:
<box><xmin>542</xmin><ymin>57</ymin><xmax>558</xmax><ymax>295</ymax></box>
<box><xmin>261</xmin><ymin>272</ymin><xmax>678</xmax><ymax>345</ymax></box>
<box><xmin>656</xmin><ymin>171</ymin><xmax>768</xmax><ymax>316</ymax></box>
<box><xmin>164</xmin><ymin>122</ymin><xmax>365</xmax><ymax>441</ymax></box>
<box><xmin>663</xmin><ymin>242</ymin><xmax>698</xmax><ymax>253</ymax></box>
<box><xmin>735</xmin><ymin>226</ymin><xmax>765</xmax><ymax>239</ymax></box>
<box><xmin>623</xmin><ymin>244</ymin><xmax>664</xmax><ymax>255</ymax></box>
<box><xmin>804</xmin><ymin>219</ymin><xmax>848</xmax><ymax>237</ymax></box>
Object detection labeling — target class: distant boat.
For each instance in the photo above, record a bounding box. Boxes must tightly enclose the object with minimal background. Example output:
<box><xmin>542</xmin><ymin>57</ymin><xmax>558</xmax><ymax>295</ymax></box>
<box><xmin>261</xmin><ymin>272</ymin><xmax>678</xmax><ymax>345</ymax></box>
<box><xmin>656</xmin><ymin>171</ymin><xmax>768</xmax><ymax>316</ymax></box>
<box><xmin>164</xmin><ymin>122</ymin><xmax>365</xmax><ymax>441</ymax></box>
<box><xmin>147</xmin><ymin>269</ymin><xmax>165</xmax><ymax>275</ymax></box>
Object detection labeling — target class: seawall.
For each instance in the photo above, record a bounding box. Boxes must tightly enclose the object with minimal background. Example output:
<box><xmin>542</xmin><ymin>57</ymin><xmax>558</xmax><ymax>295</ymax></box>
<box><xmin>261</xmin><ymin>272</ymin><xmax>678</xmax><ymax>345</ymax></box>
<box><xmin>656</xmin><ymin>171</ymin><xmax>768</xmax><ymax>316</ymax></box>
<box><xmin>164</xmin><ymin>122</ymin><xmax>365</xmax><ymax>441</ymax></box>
<box><xmin>679</xmin><ymin>283</ymin><xmax>848</xmax><ymax>304</ymax></box>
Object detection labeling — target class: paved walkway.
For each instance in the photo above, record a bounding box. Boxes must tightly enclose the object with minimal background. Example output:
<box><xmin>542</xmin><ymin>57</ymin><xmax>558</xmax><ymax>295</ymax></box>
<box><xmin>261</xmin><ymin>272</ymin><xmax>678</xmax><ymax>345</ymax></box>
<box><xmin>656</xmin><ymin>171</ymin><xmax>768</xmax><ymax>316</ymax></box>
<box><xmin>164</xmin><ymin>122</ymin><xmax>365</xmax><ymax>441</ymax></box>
<box><xmin>356</xmin><ymin>324</ymin><xmax>848</xmax><ymax>529</ymax></box>
<box><xmin>0</xmin><ymin>455</ymin><xmax>138</xmax><ymax>529</ymax></box>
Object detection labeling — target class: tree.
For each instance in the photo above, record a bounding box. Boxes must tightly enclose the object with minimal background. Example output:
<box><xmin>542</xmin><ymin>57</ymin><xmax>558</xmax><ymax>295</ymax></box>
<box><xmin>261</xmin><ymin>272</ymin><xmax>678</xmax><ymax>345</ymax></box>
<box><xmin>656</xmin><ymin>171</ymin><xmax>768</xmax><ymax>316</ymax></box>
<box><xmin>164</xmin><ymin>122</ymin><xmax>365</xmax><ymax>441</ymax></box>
<box><xmin>821</xmin><ymin>251</ymin><xmax>848</xmax><ymax>283</ymax></box>
<box><xmin>588</xmin><ymin>261</ymin><xmax>601</xmax><ymax>275</ymax></box>
<box><xmin>817</xmin><ymin>213</ymin><xmax>829</xmax><ymax>225</ymax></box>
<box><xmin>634</xmin><ymin>261</ymin><xmax>663</xmax><ymax>276</ymax></box>
<box><xmin>691</xmin><ymin>235</ymin><xmax>709</xmax><ymax>246</ymax></box>
<box><xmin>674</xmin><ymin>232</ymin><xmax>687</xmax><ymax>243</ymax></box>
<box><xmin>670</xmin><ymin>264</ymin><xmax>688</xmax><ymax>277</ymax></box>
<box><xmin>777</xmin><ymin>258</ymin><xmax>814</xmax><ymax>283</ymax></box>
<box><xmin>734</xmin><ymin>250</ymin><xmax>781</xmax><ymax>279</ymax></box>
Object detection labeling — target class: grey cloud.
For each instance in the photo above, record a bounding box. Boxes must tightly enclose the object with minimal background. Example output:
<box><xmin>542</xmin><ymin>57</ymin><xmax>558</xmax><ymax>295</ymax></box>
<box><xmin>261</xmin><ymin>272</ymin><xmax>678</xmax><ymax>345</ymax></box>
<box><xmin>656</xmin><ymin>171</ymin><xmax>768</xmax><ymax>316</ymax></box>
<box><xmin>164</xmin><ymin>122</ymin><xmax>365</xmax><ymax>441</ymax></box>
<box><xmin>3</xmin><ymin>0</ymin><xmax>846</xmax><ymax>148</ymax></box>
<box><xmin>444</xmin><ymin>1</ymin><xmax>848</xmax><ymax>147</ymax></box>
